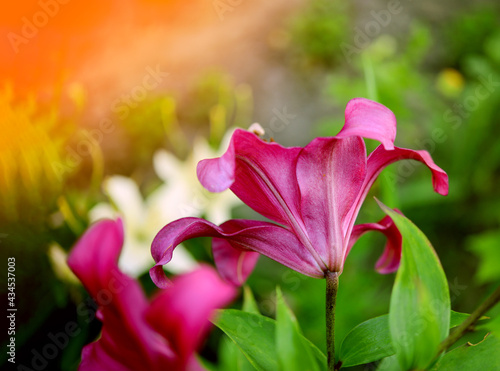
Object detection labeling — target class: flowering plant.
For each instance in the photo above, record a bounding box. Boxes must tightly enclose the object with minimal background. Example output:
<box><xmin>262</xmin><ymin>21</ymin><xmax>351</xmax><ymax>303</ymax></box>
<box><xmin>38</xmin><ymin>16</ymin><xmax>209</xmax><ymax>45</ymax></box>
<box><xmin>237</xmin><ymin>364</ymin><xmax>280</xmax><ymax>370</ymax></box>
<box><xmin>70</xmin><ymin>99</ymin><xmax>500</xmax><ymax>371</ymax></box>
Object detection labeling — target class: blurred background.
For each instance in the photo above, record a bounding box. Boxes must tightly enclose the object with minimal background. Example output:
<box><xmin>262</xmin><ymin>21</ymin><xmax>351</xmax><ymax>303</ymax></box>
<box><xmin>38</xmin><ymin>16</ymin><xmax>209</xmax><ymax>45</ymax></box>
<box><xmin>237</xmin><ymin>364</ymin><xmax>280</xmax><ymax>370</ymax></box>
<box><xmin>1</xmin><ymin>0</ymin><xmax>500</xmax><ymax>369</ymax></box>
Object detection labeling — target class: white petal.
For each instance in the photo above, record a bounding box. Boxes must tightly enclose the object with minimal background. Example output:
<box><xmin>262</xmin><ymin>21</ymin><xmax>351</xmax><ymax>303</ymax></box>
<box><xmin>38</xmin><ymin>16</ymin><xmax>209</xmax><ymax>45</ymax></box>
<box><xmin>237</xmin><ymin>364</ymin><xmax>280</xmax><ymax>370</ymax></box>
<box><xmin>153</xmin><ymin>150</ymin><xmax>183</xmax><ymax>183</ymax></box>
<box><xmin>164</xmin><ymin>245</ymin><xmax>198</xmax><ymax>274</ymax></box>
<box><xmin>103</xmin><ymin>176</ymin><xmax>145</xmax><ymax>226</ymax></box>
<box><xmin>88</xmin><ymin>203</ymin><xmax>118</xmax><ymax>222</ymax></box>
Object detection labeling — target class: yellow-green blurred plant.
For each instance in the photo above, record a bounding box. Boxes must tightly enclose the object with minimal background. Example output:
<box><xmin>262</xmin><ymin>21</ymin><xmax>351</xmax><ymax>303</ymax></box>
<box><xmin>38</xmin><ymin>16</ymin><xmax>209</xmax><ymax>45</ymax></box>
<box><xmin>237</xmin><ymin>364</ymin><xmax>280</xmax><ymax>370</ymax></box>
<box><xmin>0</xmin><ymin>87</ymin><xmax>75</xmax><ymax>224</ymax></box>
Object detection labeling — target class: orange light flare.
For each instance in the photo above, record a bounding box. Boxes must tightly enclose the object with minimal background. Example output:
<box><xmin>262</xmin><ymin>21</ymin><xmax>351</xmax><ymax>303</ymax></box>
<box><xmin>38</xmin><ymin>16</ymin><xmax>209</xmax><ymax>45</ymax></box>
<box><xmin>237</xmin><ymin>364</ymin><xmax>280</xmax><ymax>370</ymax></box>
<box><xmin>0</xmin><ymin>1</ymin><xmax>227</xmax><ymax>107</ymax></box>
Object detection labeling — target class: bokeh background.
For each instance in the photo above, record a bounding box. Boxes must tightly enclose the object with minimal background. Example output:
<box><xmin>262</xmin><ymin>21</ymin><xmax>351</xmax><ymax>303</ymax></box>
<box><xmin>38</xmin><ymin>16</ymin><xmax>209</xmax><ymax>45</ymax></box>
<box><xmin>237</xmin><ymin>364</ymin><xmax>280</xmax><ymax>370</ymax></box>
<box><xmin>2</xmin><ymin>0</ymin><xmax>500</xmax><ymax>369</ymax></box>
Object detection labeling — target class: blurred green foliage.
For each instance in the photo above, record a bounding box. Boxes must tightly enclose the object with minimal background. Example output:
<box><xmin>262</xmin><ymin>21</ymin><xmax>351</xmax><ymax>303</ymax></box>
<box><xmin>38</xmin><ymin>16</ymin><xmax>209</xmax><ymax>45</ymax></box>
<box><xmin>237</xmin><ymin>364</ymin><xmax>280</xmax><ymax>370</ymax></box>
<box><xmin>288</xmin><ymin>0</ymin><xmax>351</xmax><ymax>70</ymax></box>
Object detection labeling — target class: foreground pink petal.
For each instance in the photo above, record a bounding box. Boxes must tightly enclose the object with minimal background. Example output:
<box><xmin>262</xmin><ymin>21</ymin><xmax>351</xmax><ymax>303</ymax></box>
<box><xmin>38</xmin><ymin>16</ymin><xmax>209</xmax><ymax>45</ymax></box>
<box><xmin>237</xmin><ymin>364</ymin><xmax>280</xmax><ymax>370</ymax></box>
<box><xmin>146</xmin><ymin>266</ymin><xmax>236</xmax><ymax>363</ymax></box>
<box><xmin>68</xmin><ymin>219</ymin><xmax>236</xmax><ymax>371</ymax></box>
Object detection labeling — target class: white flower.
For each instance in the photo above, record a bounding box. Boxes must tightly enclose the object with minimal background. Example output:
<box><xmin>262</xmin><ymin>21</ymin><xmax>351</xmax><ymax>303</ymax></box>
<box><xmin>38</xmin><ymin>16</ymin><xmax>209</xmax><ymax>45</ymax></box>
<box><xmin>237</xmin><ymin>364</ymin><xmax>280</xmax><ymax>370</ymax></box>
<box><xmin>90</xmin><ymin>131</ymin><xmax>241</xmax><ymax>277</ymax></box>
<box><xmin>153</xmin><ymin>131</ymin><xmax>241</xmax><ymax>225</ymax></box>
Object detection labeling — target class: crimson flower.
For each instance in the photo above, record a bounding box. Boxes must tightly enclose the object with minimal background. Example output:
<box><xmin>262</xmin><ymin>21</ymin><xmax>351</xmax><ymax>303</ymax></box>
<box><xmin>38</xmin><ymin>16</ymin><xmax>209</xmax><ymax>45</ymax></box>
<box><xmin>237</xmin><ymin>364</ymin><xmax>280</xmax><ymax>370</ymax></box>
<box><xmin>150</xmin><ymin>98</ymin><xmax>448</xmax><ymax>287</ymax></box>
<box><xmin>68</xmin><ymin>219</ymin><xmax>235</xmax><ymax>371</ymax></box>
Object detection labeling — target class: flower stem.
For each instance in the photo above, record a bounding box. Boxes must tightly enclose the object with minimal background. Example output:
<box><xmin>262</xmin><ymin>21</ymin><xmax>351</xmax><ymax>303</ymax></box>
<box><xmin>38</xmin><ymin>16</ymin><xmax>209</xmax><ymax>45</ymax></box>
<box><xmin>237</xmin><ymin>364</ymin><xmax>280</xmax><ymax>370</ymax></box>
<box><xmin>326</xmin><ymin>271</ymin><xmax>339</xmax><ymax>371</ymax></box>
<box><xmin>432</xmin><ymin>284</ymin><xmax>500</xmax><ymax>364</ymax></box>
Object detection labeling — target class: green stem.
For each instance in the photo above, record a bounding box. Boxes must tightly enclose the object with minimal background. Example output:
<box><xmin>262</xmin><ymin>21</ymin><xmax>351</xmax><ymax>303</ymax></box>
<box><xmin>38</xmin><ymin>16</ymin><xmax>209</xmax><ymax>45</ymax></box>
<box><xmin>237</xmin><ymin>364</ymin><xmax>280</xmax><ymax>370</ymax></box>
<box><xmin>432</xmin><ymin>285</ymin><xmax>500</xmax><ymax>363</ymax></box>
<box><xmin>326</xmin><ymin>271</ymin><xmax>339</xmax><ymax>371</ymax></box>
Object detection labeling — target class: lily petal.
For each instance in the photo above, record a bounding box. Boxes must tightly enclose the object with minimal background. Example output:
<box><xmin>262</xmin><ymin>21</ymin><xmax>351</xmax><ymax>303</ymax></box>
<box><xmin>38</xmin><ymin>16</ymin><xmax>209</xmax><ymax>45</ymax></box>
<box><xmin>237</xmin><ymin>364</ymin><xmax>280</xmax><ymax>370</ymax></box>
<box><xmin>367</xmin><ymin>146</ymin><xmax>449</xmax><ymax>196</ymax></box>
<box><xmin>67</xmin><ymin>219</ymin><xmax>125</xmax><ymax>296</ymax></box>
<box><xmin>78</xmin><ymin>345</ymin><xmax>136</xmax><ymax>371</ymax></box>
<box><xmin>150</xmin><ymin>217</ymin><xmax>325</xmax><ymax>288</ymax></box>
<box><xmin>212</xmin><ymin>238</ymin><xmax>260</xmax><ymax>286</ymax></box>
<box><xmin>196</xmin><ymin>136</ymin><xmax>235</xmax><ymax>193</ymax></box>
<box><xmin>197</xmin><ymin>129</ymin><xmax>303</xmax><ymax>227</ymax></box>
<box><xmin>347</xmin><ymin>214</ymin><xmax>403</xmax><ymax>274</ymax></box>
<box><xmin>336</xmin><ymin>98</ymin><xmax>397</xmax><ymax>150</ymax></box>
<box><xmin>296</xmin><ymin>136</ymin><xmax>366</xmax><ymax>271</ymax></box>
<box><xmin>67</xmin><ymin>219</ymin><xmax>172</xmax><ymax>371</ymax></box>
<box><xmin>344</xmin><ymin>145</ymin><xmax>449</xmax><ymax>243</ymax></box>
<box><xmin>146</xmin><ymin>265</ymin><xmax>236</xmax><ymax>367</ymax></box>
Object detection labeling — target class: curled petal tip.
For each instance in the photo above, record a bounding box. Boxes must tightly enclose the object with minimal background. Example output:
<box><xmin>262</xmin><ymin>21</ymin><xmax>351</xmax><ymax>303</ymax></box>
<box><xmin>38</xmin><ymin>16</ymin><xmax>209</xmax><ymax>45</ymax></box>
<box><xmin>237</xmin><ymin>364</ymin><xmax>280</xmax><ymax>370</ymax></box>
<box><xmin>434</xmin><ymin>173</ymin><xmax>449</xmax><ymax>196</ymax></box>
<box><xmin>338</xmin><ymin>98</ymin><xmax>397</xmax><ymax>150</ymax></box>
<box><xmin>416</xmin><ymin>149</ymin><xmax>449</xmax><ymax>196</ymax></box>
<box><xmin>149</xmin><ymin>265</ymin><xmax>173</xmax><ymax>289</ymax></box>
<box><xmin>196</xmin><ymin>136</ymin><xmax>236</xmax><ymax>193</ymax></box>
<box><xmin>375</xmin><ymin>262</ymin><xmax>399</xmax><ymax>274</ymax></box>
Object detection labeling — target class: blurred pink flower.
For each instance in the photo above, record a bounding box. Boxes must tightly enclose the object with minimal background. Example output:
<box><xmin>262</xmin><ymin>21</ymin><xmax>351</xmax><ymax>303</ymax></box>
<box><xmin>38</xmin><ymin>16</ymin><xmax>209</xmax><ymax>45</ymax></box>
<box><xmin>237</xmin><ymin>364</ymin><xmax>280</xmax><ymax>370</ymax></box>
<box><xmin>68</xmin><ymin>219</ymin><xmax>235</xmax><ymax>371</ymax></box>
<box><xmin>150</xmin><ymin>98</ymin><xmax>448</xmax><ymax>287</ymax></box>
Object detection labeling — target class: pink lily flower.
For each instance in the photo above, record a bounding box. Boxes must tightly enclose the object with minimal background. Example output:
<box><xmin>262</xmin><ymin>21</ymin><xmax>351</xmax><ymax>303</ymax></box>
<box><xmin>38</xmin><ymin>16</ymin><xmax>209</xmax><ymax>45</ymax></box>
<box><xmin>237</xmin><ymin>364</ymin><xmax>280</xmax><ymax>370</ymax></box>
<box><xmin>68</xmin><ymin>219</ymin><xmax>236</xmax><ymax>371</ymax></box>
<box><xmin>150</xmin><ymin>98</ymin><xmax>448</xmax><ymax>287</ymax></box>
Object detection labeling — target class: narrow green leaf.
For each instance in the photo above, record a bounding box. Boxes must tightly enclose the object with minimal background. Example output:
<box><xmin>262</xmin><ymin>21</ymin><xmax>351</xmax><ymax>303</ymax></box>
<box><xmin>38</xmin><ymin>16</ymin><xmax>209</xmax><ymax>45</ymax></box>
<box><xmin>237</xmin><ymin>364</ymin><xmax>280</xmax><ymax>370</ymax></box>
<box><xmin>243</xmin><ymin>286</ymin><xmax>261</xmax><ymax>314</ymax></box>
<box><xmin>432</xmin><ymin>334</ymin><xmax>500</xmax><ymax>370</ymax></box>
<box><xmin>377</xmin><ymin>355</ymin><xmax>402</xmax><ymax>371</ymax></box>
<box><xmin>305</xmin><ymin>339</ymin><xmax>328</xmax><ymax>370</ymax></box>
<box><xmin>276</xmin><ymin>287</ymin><xmax>322</xmax><ymax>371</ymax></box>
<box><xmin>379</xmin><ymin>202</ymin><xmax>450</xmax><ymax>370</ymax></box>
<box><xmin>214</xmin><ymin>310</ymin><xmax>279</xmax><ymax>371</ymax></box>
<box><xmin>217</xmin><ymin>286</ymin><xmax>260</xmax><ymax>371</ymax></box>
<box><xmin>214</xmin><ymin>307</ymin><xmax>327</xmax><ymax>371</ymax></box>
<box><xmin>218</xmin><ymin>336</ymin><xmax>239</xmax><ymax>371</ymax></box>
<box><xmin>218</xmin><ymin>336</ymin><xmax>256</xmax><ymax>371</ymax></box>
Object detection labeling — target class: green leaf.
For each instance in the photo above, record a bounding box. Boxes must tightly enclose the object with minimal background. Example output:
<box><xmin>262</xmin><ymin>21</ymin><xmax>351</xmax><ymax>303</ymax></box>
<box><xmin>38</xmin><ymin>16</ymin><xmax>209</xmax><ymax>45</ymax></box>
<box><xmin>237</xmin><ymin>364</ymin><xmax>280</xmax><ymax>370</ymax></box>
<box><xmin>476</xmin><ymin>312</ymin><xmax>500</xmax><ymax>340</ymax></box>
<box><xmin>484</xmin><ymin>314</ymin><xmax>500</xmax><ymax>337</ymax></box>
<box><xmin>214</xmin><ymin>310</ymin><xmax>279</xmax><ymax>371</ymax></box>
<box><xmin>339</xmin><ymin>315</ymin><xmax>393</xmax><ymax>367</ymax></box>
<box><xmin>449</xmin><ymin>310</ymin><xmax>472</xmax><ymax>328</ymax></box>
<box><xmin>243</xmin><ymin>286</ymin><xmax>261</xmax><ymax>314</ymax></box>
<box><xmin>340</xmin><ymin>311</ymin><xmax>470</xmax><ymax>367</ymax></box>
<box><xmin>379</xmin><ymin>202</ymin><xmax>450</xmax><ymax>370</ymax></box>
<box><xmin>432</xmin><ymin>334</ymin><xmax>500</xmax><ymax>370</ymax></box>
<box><xmin>275</xmin><ymin>287</ymin><xmax>323</xmax><ymax>371</ymax></box>
<box><xmin>338</xmin><ymin>311</ymin><xmax>466</xmax><ymax>368</ymax></box>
